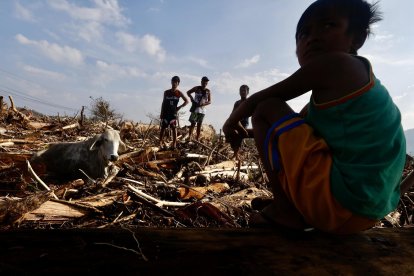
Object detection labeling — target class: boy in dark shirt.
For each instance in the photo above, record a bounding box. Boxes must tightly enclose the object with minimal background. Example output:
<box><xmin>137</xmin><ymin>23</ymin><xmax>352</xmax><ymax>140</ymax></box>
<box><xmin>159</xmin><ymin>76</ymin><xmax>189</xmax><ymax>149</ymax></box>
<box><xmin>231</xmin><ymin>84</ymin><xmax>253</xmax><ymax>159</ymax></box>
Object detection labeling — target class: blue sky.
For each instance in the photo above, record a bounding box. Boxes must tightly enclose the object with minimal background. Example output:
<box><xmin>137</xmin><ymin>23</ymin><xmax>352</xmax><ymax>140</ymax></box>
<box><xmin>0</xmin><ymin>0</ymin><xmax>413</xmax><ymax>132</ymax></box>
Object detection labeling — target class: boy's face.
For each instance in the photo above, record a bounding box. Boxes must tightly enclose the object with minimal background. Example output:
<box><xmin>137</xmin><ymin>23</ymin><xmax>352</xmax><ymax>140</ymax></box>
<box><xmin>171</xmin><ymin>80</ymin><xmax>179</xmax><ymax>89</ymax></box>
<box><xmin>295</xmin><ymin>8</ymin><xmax>356</xmax><ymax>66</ymax></box>
<box><xmin>239</xmin><ymin>87</ymin><xmax>248</xmax><ymax>99</ymax></box>
<box><xmin>201</xmin><ymin>80</ymin><xmax>208</xmax><ymax>88</ymax></box>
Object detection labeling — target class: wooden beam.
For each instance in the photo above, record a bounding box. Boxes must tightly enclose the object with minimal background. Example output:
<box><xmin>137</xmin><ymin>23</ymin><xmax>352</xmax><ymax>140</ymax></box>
<box><xmin>0</xmin><ymin>228</ymin><xmax>412</xmax><ymax>274</ymax></box>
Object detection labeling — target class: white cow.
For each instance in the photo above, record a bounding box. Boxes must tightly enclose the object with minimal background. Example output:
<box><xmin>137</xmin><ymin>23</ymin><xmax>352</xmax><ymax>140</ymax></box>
<box><xmin>31</xmin><ymin>129</ymin><xmax>126</xmax><ymax>180</ymax></box>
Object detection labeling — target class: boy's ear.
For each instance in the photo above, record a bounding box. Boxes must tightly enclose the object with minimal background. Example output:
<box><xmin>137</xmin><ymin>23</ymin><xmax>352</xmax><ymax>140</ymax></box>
<box><xmin>352</xmin><ymin>31</ymin><xmax>367</xmax><ymax>53</ymax></box>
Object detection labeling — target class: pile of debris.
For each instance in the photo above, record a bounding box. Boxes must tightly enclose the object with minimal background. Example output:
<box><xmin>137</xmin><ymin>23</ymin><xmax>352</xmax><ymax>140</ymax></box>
<box><xmin>0</xmin><ymin>96</ymin><xmax>413</xmax><ymax>231</ymax></box>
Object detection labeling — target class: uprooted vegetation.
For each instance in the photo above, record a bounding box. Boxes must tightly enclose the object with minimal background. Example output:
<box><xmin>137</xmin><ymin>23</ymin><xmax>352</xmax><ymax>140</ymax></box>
<box><xmin>0</xmin><ymin>96</ymin><xmax>413</xmax><ymax>231</ymax></box>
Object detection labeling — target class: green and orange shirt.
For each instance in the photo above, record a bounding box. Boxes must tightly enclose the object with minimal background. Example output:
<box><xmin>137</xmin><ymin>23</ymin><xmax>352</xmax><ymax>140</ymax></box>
<box><xmin>306</xmin><ymin>56</ymin><xmax>406</xmax><ymax>219</ymax></box>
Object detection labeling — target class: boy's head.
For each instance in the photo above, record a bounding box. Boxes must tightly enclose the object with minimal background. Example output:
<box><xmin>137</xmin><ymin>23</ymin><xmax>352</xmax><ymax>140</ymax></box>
<box><xmin>171</xmin><ymin>75</ymin><xmax>180</xmax><ymax>88</ymax></box>
<box><xmin>239</xmin><ymin>85</ymin><xmax>249</xmax><ymax>99</ymax></box>
<box><xmin>171</xmin><ymin>75</ymin><xmax>180</xmax><ymax>83</ymax></box>
<box><xmin>201</xmin><ymin>76</ymin><xmax>209</xmax><ymax>88</ymax></box>
<box><xmin>295</xmin><ymin>0</ymin><xmax>381</xmax><ymax>63</ymax></box>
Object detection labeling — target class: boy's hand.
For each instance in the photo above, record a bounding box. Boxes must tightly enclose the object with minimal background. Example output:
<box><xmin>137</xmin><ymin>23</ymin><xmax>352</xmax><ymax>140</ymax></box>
<box><xmin>223</xmin><ymin>119</ymin><xmax>236</xmax><ymax>143</ymax></box>
<box><xmin>237</xmin><ymin>122</ymin><xmax>249</xmax><ymax>138</ymax></box>
<box><xmin>223</xmin><ymin>121</ymin><xmax>248</xmax><ymax>145</ymax></box>
<box><xmin>191</xmin><ymin>99</ymin><xmax>200</xmax><ymax>107</ymax></box>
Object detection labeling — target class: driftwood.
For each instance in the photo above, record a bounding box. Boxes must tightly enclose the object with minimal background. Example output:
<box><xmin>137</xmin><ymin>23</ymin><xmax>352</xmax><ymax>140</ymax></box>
<box><xmin>8</xmin><ymin>95</ymin><xmax>31</xmax><ymax>122</ymax></box>
<box><xmin>178</xmin><ymin>182</ymin><xmax>230</xmax><ymax>200</ymax></box>
<box><xmin>212</xmin><ymin>187</ymin><xmax>272</xmax><ymax>213</ymax></box>
<box><xmin>192</xmin><ymin>170</ymin><xmax>249</xmax><ymax>182</ymax></box>
<box><xmin>127</xmin><ymin>184</ymin><xmax>188</xmax><ymax>208</ymax></box>
<box><xmin>21</xmin><ymin>191</ymin><xmax>120</xmax><ymax>224</ymax></box>
<box><xmin>22</xmin><ymin>200</ymin><xmax>88</xmax><ymax>222</ymax></box>
<box><xmin>26</xmin><ymin>160</ymin><xmax>59</xmax><ymax>199</ymax></box>
<box><xmin>101</xmin><ymin>165</ymin><xmax>120</xmax><ymax>187</ymax></box>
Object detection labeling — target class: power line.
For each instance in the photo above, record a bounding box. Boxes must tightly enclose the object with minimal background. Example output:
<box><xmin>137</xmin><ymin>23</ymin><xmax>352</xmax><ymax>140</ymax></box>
<box><xmin>0</xmin><ymin>86</ymin><xmax>79</xmax><ymax>112</ymax></box>
<box><xmin>0</xmin><ymin>68</ymin><xmax>80</xmax><ymax>112</ymax></box>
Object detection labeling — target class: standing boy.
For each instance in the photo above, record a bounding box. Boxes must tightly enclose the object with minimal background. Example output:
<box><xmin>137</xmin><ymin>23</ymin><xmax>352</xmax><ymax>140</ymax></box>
<box><xmin>187</xmin><ymin>76</ymin><xmax>211</xmax><ymax>141</ymax></box>
<box><xmin>159</xmin><ymin>76</ymin><xmax>189</xmax><ymax>149</ymax></box>
<box><xmin>230</xmin><ymin>84</ymin><xmax>253</xmax><ymax>159</ymax></box>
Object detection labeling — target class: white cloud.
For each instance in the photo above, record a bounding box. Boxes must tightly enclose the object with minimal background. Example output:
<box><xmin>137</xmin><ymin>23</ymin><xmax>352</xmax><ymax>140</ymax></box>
<box><xmin>77</xmin><ymin>21</ymin><xmax>103</xmax><ymax>42</ymax></box>
<box><xmin>213</xmin><ymin>68</ymin><xmax>290</xmax><ymax>96</ymax></box>
<box><xmin>46</xmin><ymin>0</ymin><xmax>130</xmax><ymax>43</ymax></box>
<box><xmin>373</xmin><ymin>33</ymin><xmax>394</xmax><ymax>43</ymax></box>
<box><xmin>15</xmin><ymin>34</ymin><xmax>84</xmax><ymax>66</ymax></box>
<box><xmin>363</xmin><ymin>54</ymin><xmax>414</xmax><ymax>66</ymax></box>
<box><xmin>22</xmin><ymin>65</ymin><xmax>66</xmax><ymax>81</ymax></box>
<box><xmin>140</xmin><ymin>34</ymin><xmax>166</xmax><ymax>61</ymax></box>
<box><xmin>92</xmin><ymin>60</ymin><xmax>147</xmax><ymax>86</ymax></box>
<box><xmin>188</xmin><ymin>56</ymin><xmax>210</xmax><ymax>68</ymax></box>
<box><xmin>116</xmin><ymin>32</ymin><xmax>166</xmax><ymax>62</ymax></box>
<box><xmin>235</xmin><ymin>54</ymin><xmax>260</xmax><ymax>68</ymax></box>
<box><xmin>368</xmin><ymin>31</ymin><xmax>396</xmax><ymax>51</ymax></box>
<box><xmin>14</xmin><ymin>1</ymin><xmax>36</xmax><ymax>22</ymax></box>
<box><xmin>47</xmin><ymin>0</ymin><xmax>129</xmax><ymax>27</ymax></box>
<box><xmin>393</xmin><ymin>88</ymin><xmax>414</xmax><ymax>130</ymax></box>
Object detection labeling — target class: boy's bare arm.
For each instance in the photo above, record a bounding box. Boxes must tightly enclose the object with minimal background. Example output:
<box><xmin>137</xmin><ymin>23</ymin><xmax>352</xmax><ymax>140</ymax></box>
<box><xmin>181</xmin><ymin>92</ymin><xmax>189</xmax><ymax>105</ymax></box>
<box><xmin>177</xmin><ymin>92</ymin><xmax>189</xmax><ymax>111</ymax></box>
<box><xmin>201</xmin><ymin>90</ymin><xmax>211</xmax><ymax>107</ymax></box>
<box><xmin>160</xmin><ymin>100</ymin><xmax>165</xmax><ymax>119</ymax></box>
<box><xmin>224</xmin><ymin>52</ymin><xmax>368</xmax><ymax>127</ymax></box>
<box><xmin>186</xmin><ymin>87</ymin><xmax>196</xmax><ymax>101</ymax></box>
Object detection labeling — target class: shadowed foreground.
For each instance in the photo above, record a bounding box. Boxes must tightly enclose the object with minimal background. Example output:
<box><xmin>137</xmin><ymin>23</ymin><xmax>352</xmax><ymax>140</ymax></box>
<box><xmin>1</xmin><ymin>227</ymin><xmax>413</xmax><ymax>275</ymax></box>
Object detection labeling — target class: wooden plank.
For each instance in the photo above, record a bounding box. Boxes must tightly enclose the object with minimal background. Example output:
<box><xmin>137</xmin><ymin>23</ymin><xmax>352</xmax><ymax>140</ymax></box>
<box><xmin>0</xmin><ymin>227</ymin><xmax>412</xmax><ymax>274</ymax></box>
<box><xmin>22</xmin><ymin>200</ymin><xmax>86</xmax><ymax>221</ymax></box>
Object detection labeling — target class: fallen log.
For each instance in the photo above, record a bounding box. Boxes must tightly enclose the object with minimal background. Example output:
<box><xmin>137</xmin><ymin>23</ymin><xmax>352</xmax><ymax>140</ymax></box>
<box><xmin>0</xmin><ymin>227</ymin><xmax>412</xmax><ymax>274</ymax></box>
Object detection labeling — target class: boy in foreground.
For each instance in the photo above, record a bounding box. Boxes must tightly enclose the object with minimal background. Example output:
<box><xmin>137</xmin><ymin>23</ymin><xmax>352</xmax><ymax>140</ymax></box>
<box><xmin>223</xmin><ymin>0</ymin><xmax>406</xmax><ymax>234</ymax></box>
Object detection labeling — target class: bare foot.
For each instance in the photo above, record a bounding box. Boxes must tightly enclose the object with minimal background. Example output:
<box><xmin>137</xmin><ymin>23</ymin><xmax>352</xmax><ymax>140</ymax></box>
<box><xmin>249</xmin><ymin>200</ymin><xmax>308</xmax><ymax>230</ymax></box>
<box><xmin>251</xmin><ymin>196</ymin><xmax>273</xmax><ymax>211</ymax></box>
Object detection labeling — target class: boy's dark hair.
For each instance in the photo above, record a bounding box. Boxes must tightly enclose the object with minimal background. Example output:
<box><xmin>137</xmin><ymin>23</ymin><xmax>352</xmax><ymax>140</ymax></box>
<box><xmin>171</xmin><ymin>76</ymin><xmax>180</xmax><ymax>83</ymax></box>
<box><xmin>240</xmin><ymin>84</ymin><xmax>249</xmax><ymax>92</ymax></box>
<box><xmin>296</xmin><ymin>0</ymin><xmax>382</xmax><ymax>53</ymax></box>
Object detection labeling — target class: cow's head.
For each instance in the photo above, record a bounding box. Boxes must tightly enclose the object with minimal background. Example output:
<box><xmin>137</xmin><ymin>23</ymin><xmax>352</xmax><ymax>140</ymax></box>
<box><xmin>89</xmin><ymin>129</ymin><xmax>127</xmax><ymax>162</ymax></box>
